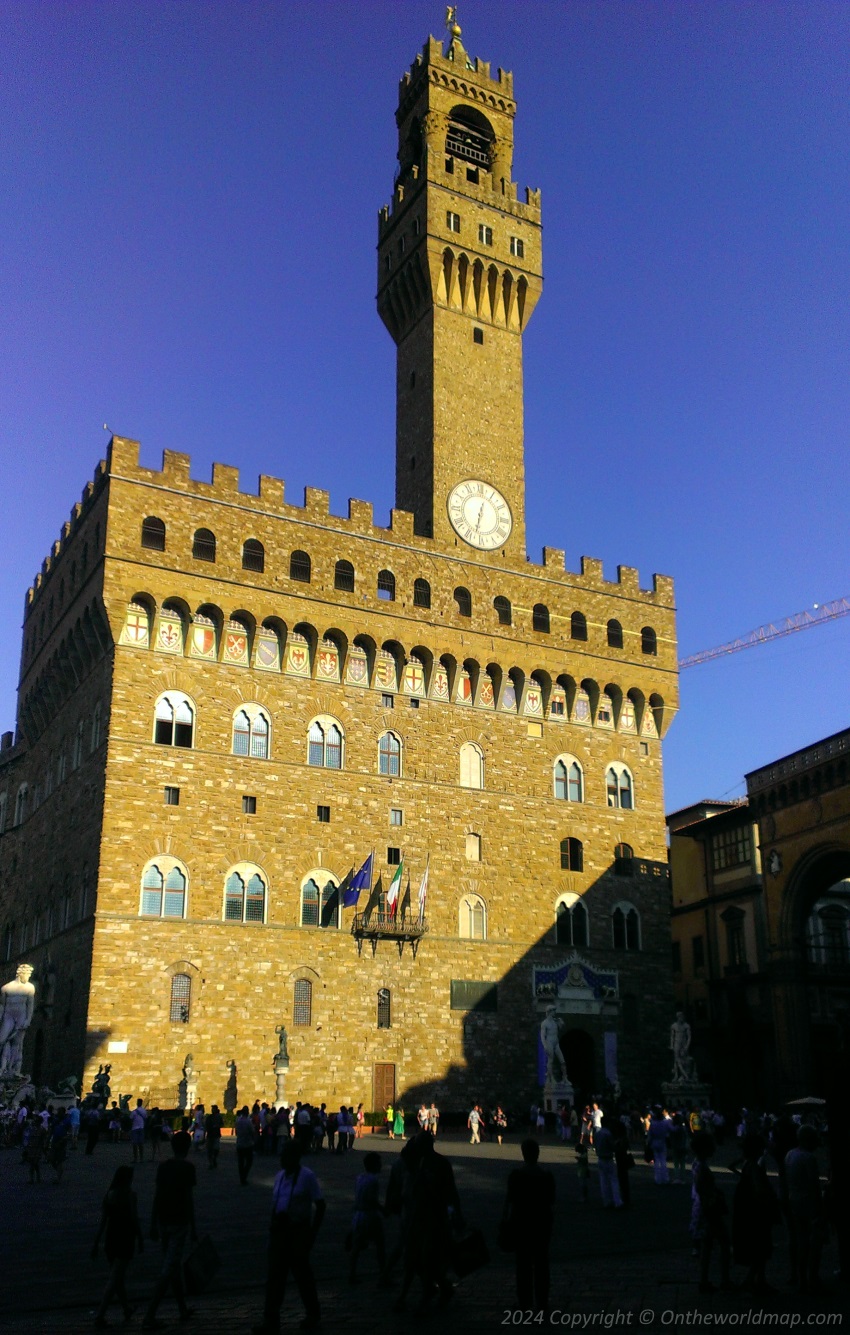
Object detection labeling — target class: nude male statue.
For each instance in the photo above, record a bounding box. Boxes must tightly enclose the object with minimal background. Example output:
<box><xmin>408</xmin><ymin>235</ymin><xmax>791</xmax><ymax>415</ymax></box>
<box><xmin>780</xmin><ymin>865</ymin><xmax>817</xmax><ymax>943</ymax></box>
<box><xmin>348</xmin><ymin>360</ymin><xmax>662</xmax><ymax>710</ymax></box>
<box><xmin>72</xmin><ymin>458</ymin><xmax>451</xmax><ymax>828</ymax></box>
<box><xmin>540</xmin><ymin>1006</ymin><xmax>568</xmax><ymax>1084</ymax></box>
<box><xmin>0</xmin><ymin>964</ymin><xmax>36</xmax><ymax>1076</ymax></box>
<box><xmin>670</xmin><ymin>1011</ymin><xmax>693</xmax><ymax>1082</ymax></box>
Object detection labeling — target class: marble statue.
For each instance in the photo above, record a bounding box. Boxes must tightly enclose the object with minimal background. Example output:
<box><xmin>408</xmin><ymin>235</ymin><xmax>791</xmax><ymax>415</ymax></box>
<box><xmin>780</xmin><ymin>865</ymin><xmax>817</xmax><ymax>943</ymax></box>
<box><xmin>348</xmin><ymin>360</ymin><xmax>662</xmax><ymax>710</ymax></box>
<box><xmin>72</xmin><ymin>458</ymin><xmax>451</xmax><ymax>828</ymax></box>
<box><xmin>540</xmin><ymin>1006</ymin><xmax>568</xmax><ymax>1085</ymax></box>
<box><xmin>670</xmin><ymin>1011</ymin><xmax>694</xmax><ymax>1082</ymax></box>
<box><xmin>0</xmin><ymin>964</ymin><xmax>36</xmax><ymax>1076</ymax></box>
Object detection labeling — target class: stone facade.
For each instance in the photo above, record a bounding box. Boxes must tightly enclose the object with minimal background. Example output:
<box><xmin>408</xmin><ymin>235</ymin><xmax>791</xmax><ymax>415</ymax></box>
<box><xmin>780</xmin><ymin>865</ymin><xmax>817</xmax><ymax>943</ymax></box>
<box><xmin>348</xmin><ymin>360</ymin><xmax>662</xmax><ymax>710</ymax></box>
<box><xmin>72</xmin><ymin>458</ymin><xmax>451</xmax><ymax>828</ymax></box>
<box><xmin>0</xmin><ymin>24</ymin><xmax>678</xmax><ymax>1113</ymax></box>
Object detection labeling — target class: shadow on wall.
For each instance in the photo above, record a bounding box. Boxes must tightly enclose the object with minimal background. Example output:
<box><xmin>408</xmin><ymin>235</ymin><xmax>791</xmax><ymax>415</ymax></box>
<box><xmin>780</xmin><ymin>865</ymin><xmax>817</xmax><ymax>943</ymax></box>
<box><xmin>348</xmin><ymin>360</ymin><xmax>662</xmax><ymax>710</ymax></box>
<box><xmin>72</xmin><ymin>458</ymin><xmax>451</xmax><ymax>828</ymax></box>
<box><xmin>398</xmin><ymin>855</ymin><xmax>672</xmax><ymax>1117</ymax></box>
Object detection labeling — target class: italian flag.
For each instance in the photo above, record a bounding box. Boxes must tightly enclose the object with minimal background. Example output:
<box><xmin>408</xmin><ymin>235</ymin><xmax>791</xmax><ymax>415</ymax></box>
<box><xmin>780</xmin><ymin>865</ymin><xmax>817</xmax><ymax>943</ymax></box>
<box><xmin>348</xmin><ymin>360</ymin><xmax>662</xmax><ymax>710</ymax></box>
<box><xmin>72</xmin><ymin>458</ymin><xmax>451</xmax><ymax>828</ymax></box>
<box><xmin>386</xmin><ymin>857</ymin><xmax>404</xmax><ymax>917</ymax></box>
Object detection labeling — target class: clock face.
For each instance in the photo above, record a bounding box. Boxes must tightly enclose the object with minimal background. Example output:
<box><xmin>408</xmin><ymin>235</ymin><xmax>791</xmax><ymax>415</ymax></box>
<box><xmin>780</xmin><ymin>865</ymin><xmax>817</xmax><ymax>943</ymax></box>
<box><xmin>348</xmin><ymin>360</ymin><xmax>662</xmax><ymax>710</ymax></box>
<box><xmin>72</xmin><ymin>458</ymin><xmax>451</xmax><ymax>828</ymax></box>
<box><xmin>447</xmin><ymin>480</ymin><xmax>513</xmax><ymax>550</ymax></box>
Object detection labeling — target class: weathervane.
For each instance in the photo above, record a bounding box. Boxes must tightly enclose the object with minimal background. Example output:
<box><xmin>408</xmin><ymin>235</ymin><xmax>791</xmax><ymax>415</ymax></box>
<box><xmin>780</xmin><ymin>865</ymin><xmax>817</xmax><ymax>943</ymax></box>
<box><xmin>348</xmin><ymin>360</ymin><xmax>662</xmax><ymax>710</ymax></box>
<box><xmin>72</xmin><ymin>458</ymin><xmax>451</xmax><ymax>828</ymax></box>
<box><xmin>445</xmin><ymin>7</ymin><xmax>461</xmax><ymax>39</ymax></box>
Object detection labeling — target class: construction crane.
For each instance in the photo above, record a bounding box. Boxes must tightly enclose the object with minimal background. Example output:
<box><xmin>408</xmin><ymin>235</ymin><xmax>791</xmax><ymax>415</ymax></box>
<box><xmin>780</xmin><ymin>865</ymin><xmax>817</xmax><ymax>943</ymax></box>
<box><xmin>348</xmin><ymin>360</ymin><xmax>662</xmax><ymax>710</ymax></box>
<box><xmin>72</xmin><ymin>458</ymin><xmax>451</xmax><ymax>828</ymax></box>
<box><xmin>679</xmin><ymin>596</ymin><xmax>850</xmax><ymax>670</ymax></box>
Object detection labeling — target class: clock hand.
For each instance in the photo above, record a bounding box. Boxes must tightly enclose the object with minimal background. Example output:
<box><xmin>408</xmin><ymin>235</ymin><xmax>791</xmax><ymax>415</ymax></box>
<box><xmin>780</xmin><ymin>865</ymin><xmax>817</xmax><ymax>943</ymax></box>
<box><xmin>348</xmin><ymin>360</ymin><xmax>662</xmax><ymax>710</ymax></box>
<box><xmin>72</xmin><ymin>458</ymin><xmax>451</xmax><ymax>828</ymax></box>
<box><xmin>475</xmin><ymin>502</ymin><xmax>485</xmax><ymax>531</ymax></box>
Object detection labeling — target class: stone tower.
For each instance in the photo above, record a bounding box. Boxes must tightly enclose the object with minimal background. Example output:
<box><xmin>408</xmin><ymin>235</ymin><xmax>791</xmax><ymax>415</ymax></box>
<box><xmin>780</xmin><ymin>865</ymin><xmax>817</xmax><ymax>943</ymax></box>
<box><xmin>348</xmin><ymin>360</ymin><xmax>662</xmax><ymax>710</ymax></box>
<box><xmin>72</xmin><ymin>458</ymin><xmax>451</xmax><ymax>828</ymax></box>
<box><xmin>377</xmin><ymin>20</ymin><xmax>543</xmax><ymax>560</ymax></box>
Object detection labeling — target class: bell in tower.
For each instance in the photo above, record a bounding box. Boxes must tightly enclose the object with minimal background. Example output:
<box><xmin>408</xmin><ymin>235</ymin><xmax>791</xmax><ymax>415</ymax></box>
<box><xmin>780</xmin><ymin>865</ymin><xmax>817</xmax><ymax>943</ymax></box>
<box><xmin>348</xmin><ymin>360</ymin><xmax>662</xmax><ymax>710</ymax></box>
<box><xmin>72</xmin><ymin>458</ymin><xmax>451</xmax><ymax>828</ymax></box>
<box><xmin>377</xmin><ymin>19</ymin><xmax>543</xmax><ymax>560</ymax></box>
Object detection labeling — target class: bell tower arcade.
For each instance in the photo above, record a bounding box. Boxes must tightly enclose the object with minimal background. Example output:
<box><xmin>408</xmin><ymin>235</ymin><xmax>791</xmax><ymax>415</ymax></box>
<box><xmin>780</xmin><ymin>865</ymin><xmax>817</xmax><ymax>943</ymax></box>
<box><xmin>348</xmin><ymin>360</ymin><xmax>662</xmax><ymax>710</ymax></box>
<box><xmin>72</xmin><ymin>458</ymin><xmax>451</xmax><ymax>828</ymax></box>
<box><xmin>377</xmin><ymin>19</ymin><xmax>542</xmax><ymax>561</ymax></box>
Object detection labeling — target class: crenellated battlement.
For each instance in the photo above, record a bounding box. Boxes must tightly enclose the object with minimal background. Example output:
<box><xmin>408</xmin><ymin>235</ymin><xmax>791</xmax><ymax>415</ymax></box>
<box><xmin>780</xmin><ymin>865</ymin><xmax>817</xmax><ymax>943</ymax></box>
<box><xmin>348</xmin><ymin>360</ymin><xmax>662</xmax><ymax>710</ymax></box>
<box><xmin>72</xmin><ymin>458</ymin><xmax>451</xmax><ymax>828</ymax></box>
<box><xmin>399</xmin><ymin>35</ymin><xmax>515</xmax><ymax>112</ymax></box>
<box><xmin>97</xmin><ymin>436</ymin><xmax>673</xmax><ymax>604</ymax></box>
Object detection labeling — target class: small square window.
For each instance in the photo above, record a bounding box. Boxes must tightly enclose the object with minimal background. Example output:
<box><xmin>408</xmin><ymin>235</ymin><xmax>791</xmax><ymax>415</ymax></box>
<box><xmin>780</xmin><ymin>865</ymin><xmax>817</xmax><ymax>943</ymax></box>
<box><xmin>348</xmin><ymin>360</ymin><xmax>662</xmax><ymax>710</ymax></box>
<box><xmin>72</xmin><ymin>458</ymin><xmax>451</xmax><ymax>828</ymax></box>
<box><xmin>242</xmin><ymin>795</ymin><xmax>257</xmax><ymax>815</ymax></box>
<box><xmin>473</xmin><ymin>328</ymin><xmax>484</xmax><ymax>345</ymax></box>
<box><xmin>317</xmin><ymin>805</ymin><xmax>330</xmax><ymax>824</ymax></box>
<box><xmin>164</xmin><ymin>786</ymin><xmax>180</xmax><ymax>806</ymax></box>
<box><xmin>447</xmin><ymin>211</ymin><xmax>461</xmax><ymax>233</ymax></box>
<box><xmin>466</xmin><ymin>833</ymin><xmax>481</xmax><ymax>861</ymax></box>
<box><xmin>478</xmin><ymin>224</ymin><xmax>493</xmax><ymax>246</ymax></box>
<box><xmin>390</xmin><ymin>808</ymin><xmax>403</xmax><ymax>827</ymax></box>
<box><xmin>381</xmin><ymin>693</ymin><xmax>394</xmax><ymax>709</ymax></box>
<box><xmin>527</xmin><ymin>722</ymin><xmax>543</xmax><ymax>739</ymax></box>
<box><xmin>510</xmin><ymin>236</ymin><xmax>524</xmax><ymax>258</ymax></box>
<box><xmin>409</xmin><ymin>697</ymin><xmax>420</xmax><ymax>709</ymax></box>
<box><xmin>387</xmin><ymin>847</ymin><xmax>401</xmax><ymax>866</ymax></box>
<box><xmin>640</xmin><ymin>741</ymin><xmax>649</xmax><ymax>756</ymax></box>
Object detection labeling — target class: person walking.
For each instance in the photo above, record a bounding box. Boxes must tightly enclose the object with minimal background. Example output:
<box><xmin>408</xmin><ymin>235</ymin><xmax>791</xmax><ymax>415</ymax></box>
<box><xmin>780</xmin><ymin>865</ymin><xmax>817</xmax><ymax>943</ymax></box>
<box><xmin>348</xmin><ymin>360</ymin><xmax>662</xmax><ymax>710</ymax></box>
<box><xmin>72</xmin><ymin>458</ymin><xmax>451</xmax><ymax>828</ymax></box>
<box><xmin>141</xmin><ymin>1130</ymin><xmax>197</xmax><ymax>1329</ymax></box>
<box><xmin>647</xmin><ymin>1105</ymin><xmax>673</xmax><ymax>1185</ymax></box>
<box><xmin>594</xmin><ymin>1115</ymin><xmax>623</xmax><ymax>1209</ymax></box>
<box><xmin>690</xmin><ymin>1131</ymin><xmax>731</xmax><ymax>1294</ymax></box>
<box><xmin>386</xmin><ymin>1102</ymin><xmax>395</xmax><ymax>1139</ymax></box>
<box><xmin>204</xmin><ymin>1104</ymin><xmax>223</xmax><ymax>1170</ymax></box>
<box><xmin>393</xmin><ymin>1104</ymin><xmax>405</xmax><ymax>1142</ymax></box>
<box><xmin>732</xmin><ymin>1133</ymin><xmax>780</xmax><ymax>1293</ymax></box>
<box><xmin>785</xmin><ymin>1126</ymin><xmax>824</xmax><ymax>1294</ymax></box>
<box><xmin>252</xmin><ymin>1138</ymin><xmax>326</xmax><ymax>1333</ymax></box>
<box><xmin>348</xmin><ymin>1151</ymin><xmax>387</xmax><ymax>1285</ymax></box>
<box><xmin>669</xmin><ymin>1113</ymin><xmax>689</xmax><ymax>1184</ymax></box>
<box><xmin>468</xmin><ymin>1104</ymin><xmax>481</xmax><ymax>1145</ymax></box>
<box><xmin>235</xmin><ymin>1105</ymin><xmax>256</xmax><ymax>1186</ymax></box>
<box><xmin>91</xmin><ymin>1164</ymin><xmax>144</xmax><ymax>1327</ymax></box>
<box><xmin>494</xmin><ymin>1105</ymin><xmax>507</xmax><ymax>1146</ymax></box>
<box><xmin>130</xmin><ymin>1099</ymin><xmax>148</xmax><ymax>1164</ymax></box>
<box><xmin>502</xmin><ymin>1138</ymin><xmax>555</xmax><ymax>1314</ymax></box>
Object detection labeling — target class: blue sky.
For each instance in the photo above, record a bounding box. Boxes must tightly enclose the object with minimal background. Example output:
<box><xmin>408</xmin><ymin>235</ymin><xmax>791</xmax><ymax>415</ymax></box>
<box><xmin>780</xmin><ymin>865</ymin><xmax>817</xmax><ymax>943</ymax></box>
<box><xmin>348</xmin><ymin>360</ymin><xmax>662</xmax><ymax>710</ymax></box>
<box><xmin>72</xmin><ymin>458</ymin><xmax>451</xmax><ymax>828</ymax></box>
<box><xmin>1</xmin><ymin>0</ymin><xmax>847</xmax><ymax>813</ymax></box>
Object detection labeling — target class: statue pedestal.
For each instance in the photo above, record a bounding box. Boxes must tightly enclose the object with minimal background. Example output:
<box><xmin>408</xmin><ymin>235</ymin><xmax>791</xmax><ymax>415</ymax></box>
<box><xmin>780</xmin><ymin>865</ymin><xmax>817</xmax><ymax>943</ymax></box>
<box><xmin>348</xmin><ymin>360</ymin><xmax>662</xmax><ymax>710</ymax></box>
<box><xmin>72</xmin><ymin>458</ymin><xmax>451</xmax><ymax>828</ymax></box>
<box><xmin>543</xmin><ymin>1077</ymin><xmax>574</xmax><ymax>1113</ymax></box>
<box><xmin>662</xmin><ymin>1079</ymin><xmax>711</xmax><ymax>1110</ymax></box>
<box><xmin>274</xmin><ymin>1067</ymin><xmax>287</xmax><ymax>1106</ymax></box>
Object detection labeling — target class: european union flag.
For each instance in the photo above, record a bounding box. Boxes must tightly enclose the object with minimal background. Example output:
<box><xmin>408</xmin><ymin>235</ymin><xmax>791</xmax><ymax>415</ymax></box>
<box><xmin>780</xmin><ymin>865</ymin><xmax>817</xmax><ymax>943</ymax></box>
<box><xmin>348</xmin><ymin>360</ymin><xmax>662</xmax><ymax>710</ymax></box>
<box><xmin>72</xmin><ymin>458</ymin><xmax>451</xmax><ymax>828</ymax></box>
<box><xmin>342</xmin><ymin>852</ymin><xmax>373</xmax><ymax>908</ymax></box>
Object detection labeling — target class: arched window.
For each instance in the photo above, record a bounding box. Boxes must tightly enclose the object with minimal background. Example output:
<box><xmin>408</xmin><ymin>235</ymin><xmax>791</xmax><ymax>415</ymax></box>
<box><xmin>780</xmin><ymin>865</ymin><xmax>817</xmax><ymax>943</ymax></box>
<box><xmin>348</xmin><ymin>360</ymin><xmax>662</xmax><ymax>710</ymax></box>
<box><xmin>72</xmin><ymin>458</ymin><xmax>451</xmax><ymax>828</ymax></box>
<box><xmin>141</xmin><ymin>516</ymin><xmax>166</xmax><ymax>551</ymax></box>
<box><xmin>607</xmin><ymin>619</ymin><xmax>623</xmax><ymax>649</ymax></box>
<box><xmin>554</xmin><ymin>758</ymin><xmax>583</xmax><ymax>802</ymax></box>
<box><xmin>532</xmin><ymin>603</ymin><xmax>550</xmax><ymax>634</ymax></box>
<box><xmin>556</xmin><ymin>894</ymin><xmax>589</xmax><ymax>947</ymax></box>
<box><xmin>232</xmin><ymin>706</ymin><xmax>270</xmax><ymax>759</ymax></box>
<box><xmin>300</xmin><ymin>873</ymin><xmax>340</xmax><ymax>928</ymax></box>
<box><xmin>242</xmin><ymin>539</ymin><xmax>265</xmax><ymax>573</ymax></box>
<box><xmin>377</xmin><ymin>988</ymin><xmax>391</xmax><ymax>1029</ymax></box>
<box><xmin>606</xmin><ymin>764</ymin><xmax>634</xmax><ymax>810</ymax></box>
<box><xmin>721</xmin><ymin>905</ymin><xmax>747</xmax><ymax>967</ymax></box>
<box><xmin>560</xmin><ymin>837</ymin><xmax>584</xmax><ymax>871</ymax></box>
<box><xmin>805</xmin><ymin>882</ymin><xmax>850</xmax><ymax>966</ymax></box>
<box><xmin>454</xmin><ymin>586</ymin><xmax>472</xmax><ymax>617</ymax></box>
<box><xmin>459</xmin><ymin>742</ymin><xmax>484</xmax><ymax>789</ymax></box>
<box><xmin>13</xmin><ymin>785</ymin><xmax>27</xmax><ymax>826</ymax></box>
<box><xmin>154</xmin><ymin>693</ymin><xmax>195</xmax><ymax>748</ymax></box>
<box><xmin>90</xmin><ymin>703</ymin><xmax>102</xmax><ymax>752</ymax></box>
<box><xmin>307</xmin><ymin>718</ymin><xmax>343</xmax><ymax>769</ymax></box>
<box><xmin>570</xmin><ymin>611</ymin><xmax>587</xmax><ymax>641</ymax></box>
<box><xmin>192</xmin><ymin>528</ymin><xmax>216</xmax><ymax>562</ymax></box>
<box><xmin>614</xmin><ymin>842</ymin><xmax>634</xmax><ymax>876</ymax></box>
<box><xmin>378</xmin><ymin>732</ymin><xmax>402</xmax><ymax>777</ymax></box>
<box><xmin>641</xmin><ymin>626</ymin><xmax>657</xmax><ymax>655</ymax></box>
<box><xmin>377</xmin><ymin>569</ymin><xmax>396</xmax><ymax>601</ymax></box>
<box><xmin>459</xmin><ymin>894</ymin><xmax>487</xmax><ymax>940</ymax></box>
<box><xmin>293</xmin><ymin>978</ymin><xmax>312</xmax><ymax>1026</ymax></box>
<box><xmin>140</xmin><ymin>861</ymin><xmax>187</xmax><ymax>918</ymax></box>
<box><xmin>494</xmin><ymin>596</ymin><xmax>512</xmax><ymax>626</ymax></box>
<box><xmin>290</xmin><ymin>550</ymin><xmax>311</xmax><ymax>582</ymax></box>
<box><xmin>413</xmin><ymin>578</ymin><xmax>431</xmax><ymax>609</ymax></box>
<box><xmin>170</xmin><ymin>974</ymin><xmax>191</xmax><ymax>1023</ymax></box>
<box><xmin>612</xmin><ymin>903</ymin><xmax>641</xmax><ymax>950</ymax></box>
<box><xmin>334</xmin><ymin>559</ymin><xmax>355</xmax><ymax>592</ymax></box>
<box><xmin>224</xmin><ymin>868</ymin><xmax>267</xmax><ymax>923</ymax></box>
<box><xmin>72</xmin><ymin>720</ymin><xmax>85</xmax><ymax>769</ymax></box>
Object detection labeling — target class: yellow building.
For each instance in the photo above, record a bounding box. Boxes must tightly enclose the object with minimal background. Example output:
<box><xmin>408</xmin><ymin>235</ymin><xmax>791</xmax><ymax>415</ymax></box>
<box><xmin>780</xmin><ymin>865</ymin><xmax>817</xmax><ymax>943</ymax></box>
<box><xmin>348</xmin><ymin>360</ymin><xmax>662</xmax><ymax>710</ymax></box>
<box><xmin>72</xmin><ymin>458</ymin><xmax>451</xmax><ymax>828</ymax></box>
<box><xmin>0</xmin><ymin>22</ymin><xmax>678</xmax><ymax>1112</ymax></box>
<box><xmin>668</xmin><ymin>729</ymin><xmax>850</xmax><ymax>1109</ymax></box>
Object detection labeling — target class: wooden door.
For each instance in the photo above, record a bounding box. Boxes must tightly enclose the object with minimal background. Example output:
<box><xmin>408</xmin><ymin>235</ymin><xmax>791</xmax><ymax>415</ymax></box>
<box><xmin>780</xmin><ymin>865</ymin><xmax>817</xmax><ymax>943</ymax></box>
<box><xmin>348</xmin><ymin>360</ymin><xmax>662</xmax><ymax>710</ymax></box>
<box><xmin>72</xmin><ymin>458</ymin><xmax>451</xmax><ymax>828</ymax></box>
<box><xmin>372</xmin><ymin>1062</ymin><xmax>395</xmax><ymax>1114</ymax></box>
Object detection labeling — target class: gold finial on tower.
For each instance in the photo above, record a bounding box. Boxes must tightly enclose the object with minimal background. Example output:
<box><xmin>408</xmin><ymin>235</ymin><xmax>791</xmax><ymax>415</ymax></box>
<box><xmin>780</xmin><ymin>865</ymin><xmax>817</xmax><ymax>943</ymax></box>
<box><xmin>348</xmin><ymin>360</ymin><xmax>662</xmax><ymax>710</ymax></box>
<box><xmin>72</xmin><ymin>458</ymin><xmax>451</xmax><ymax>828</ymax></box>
<box><xmin>445</xmin><ymin>6</ymin><xmax>462</xmax><ymax>40</ymax></box>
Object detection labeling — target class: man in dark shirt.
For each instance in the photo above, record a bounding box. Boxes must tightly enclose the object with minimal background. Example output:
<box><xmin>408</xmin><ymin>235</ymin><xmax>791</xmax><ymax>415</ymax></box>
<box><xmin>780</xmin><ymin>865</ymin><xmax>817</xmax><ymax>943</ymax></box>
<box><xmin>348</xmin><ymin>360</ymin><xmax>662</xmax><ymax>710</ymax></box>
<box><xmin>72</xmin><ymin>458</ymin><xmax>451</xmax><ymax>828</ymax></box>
<box><xmin>142</xmin><ymin>1130</ymin><xmax>197</xmax><ymax>1330</ymax></box>
<box><xmin>503</xmin><ymin>1137</ymin><xmax>556</xmax><ymax>1313</ymax></box>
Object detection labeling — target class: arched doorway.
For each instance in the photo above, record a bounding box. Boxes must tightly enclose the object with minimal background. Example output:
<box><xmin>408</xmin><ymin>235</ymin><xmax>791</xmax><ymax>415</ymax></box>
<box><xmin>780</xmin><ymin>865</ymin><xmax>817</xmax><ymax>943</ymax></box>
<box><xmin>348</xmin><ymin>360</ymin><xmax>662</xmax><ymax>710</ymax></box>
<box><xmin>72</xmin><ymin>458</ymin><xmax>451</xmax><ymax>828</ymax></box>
<box><xmin>782</xmin><ymin>846</ymin><xmax>850</xmax><ymax>1096</ymax></box>
<box><xmin>563</xmin><ymin>1028</ymin><xmax>595</xmax><ymax>1106</ymax></box>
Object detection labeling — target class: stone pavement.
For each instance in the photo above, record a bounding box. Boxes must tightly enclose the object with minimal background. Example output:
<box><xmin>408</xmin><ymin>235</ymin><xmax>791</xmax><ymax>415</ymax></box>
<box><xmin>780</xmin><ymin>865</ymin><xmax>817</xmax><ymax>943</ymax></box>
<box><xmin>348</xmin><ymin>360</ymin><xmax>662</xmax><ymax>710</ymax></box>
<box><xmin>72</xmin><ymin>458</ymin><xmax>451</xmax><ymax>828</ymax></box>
<box><xmin>0</xmin><ymin>1132</ymin><xmax>844</xmax><ymax>1335</ymax></box>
